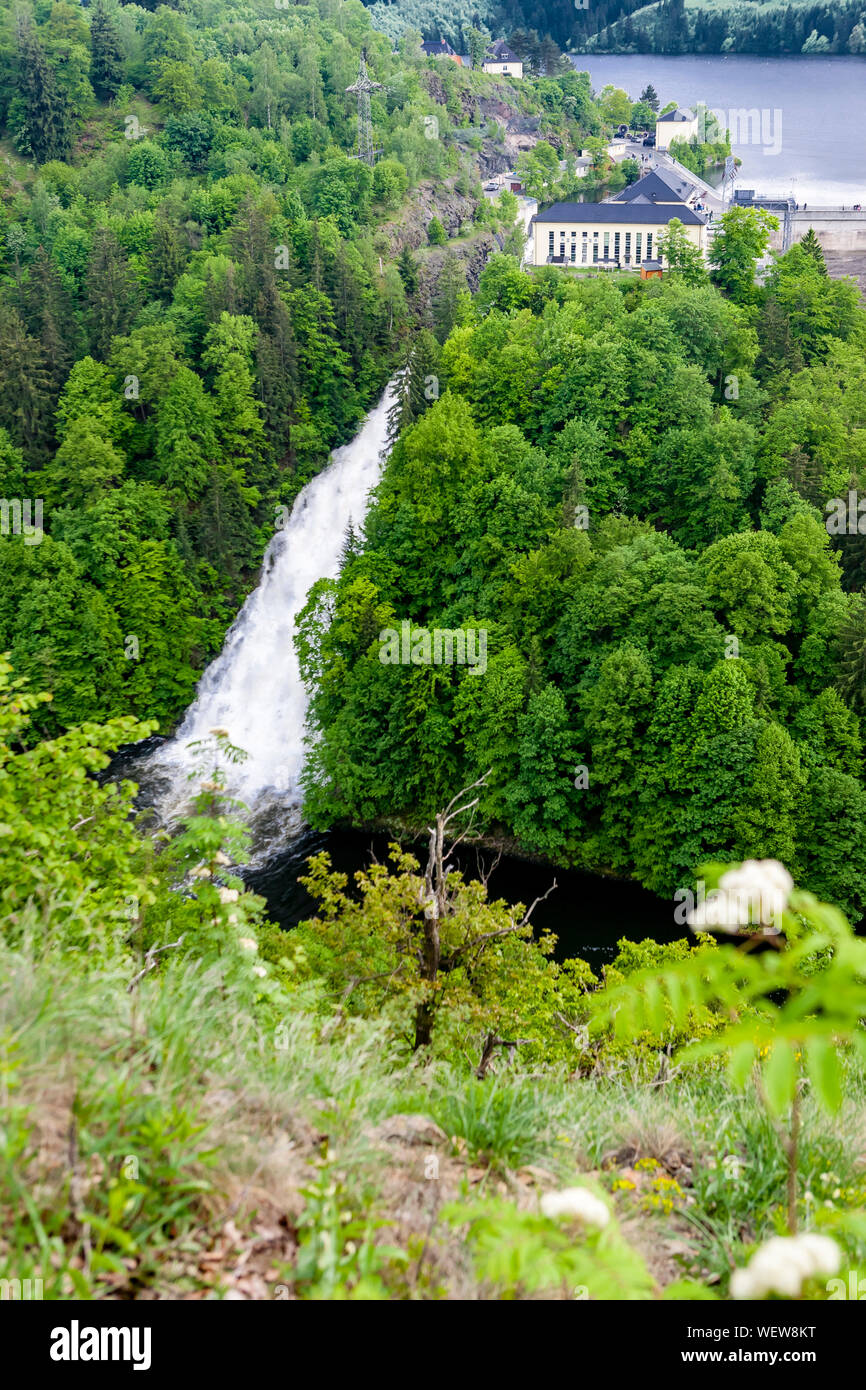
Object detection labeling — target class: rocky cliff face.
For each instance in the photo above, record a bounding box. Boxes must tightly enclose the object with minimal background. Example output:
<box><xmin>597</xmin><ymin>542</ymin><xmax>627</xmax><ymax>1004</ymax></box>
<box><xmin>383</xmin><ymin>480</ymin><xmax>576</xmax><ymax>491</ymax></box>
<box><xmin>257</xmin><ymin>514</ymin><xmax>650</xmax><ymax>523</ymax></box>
<box><xmin>374</xmin><ymin>181</ymin><xmax>479</xmax><ymax>254</ymax></box>
<box><xmin>372</xmin><ymin>73</ymin><xmax>539</xmax><ymax>302</ymax></box>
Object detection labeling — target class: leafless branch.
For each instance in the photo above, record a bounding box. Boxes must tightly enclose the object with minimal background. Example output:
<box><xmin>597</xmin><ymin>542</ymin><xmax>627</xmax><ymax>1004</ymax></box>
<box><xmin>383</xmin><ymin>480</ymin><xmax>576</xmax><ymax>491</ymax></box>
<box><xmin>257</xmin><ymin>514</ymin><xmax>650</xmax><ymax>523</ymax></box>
<box><xmin>520</xmin><ymin>878</ymin><xmax>558</xmax><ymax>928</ymax></box>
<box><xmin>477</xmin><ymin>848</ymin><xmax>502</xmax><ymax>889</ymax></box>
<box><xmin>476</xmin><ymin>1032</ymin><xmax>532</xmax><ymax>1079</ymax></box>
<box><xmin>127</xmin><ymin>937</ymin><xmax>184</xmax><ymax>992</ymax></box>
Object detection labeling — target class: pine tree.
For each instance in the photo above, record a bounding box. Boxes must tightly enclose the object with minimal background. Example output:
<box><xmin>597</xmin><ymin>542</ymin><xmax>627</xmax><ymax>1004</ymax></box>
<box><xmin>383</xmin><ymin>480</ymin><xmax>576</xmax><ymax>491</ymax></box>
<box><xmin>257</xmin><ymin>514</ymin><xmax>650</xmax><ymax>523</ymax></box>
<box><xmin>90</xmin><ymin>0</ymin><xmax>124</xmax><ymax>100</ymax></box>
<box><xmin>230</xmin><ymin>197</ymin><xmax>278</xmax><ymax>318</ymax></box>
<box><xmin>0</xmin><ymin>304</ymin><xmax>54</xmax><ymax>462</ymax></box>
<box><xmin>386</xmin><ymin>329</ymin><xmax>439</xmax><ymax>444</ymax></box>
<box><xmin>252</xmin><ymin>276</ymin><xmax>299</xmax><ymax>470</ymax></box>
<box><xmin>86</xmin><ymin>229</ymin><xmax>142</xmax><ymax>359</ymax></box>
<box><xmin>148</xmin><ymin>217</ymin><xmax>187</xmax><ymax>302</ymax></box>
<box><xmin>799</xmin><ymin>227</ymin><xmax>827</xmax><ymax>272</ymax></box>
<box><xmin>395</xmin><ymin>245</ymin><xmax>418</xmax><ymax>297</ymax></box>
<box><xmin>13</xmin><ymin>13</ymin><xmax>69</xmax><ymax>163</ymax></box>
<box><xmin>837</xmin><ymin>594</ymin><xmax>866</xmax><ymax>715</ymax></box>
<box><xmin>835</xmin><ymin>531</ymin><xmax>866</xmax><ymax>595</ymax></box>
<box><xmin>755</xmin><ymin>297</ymin><xmax>804</xmax><ymax>381</ymax></box>
<box><xmin>785</xmin><ymin>446</ymin><xmax>822</xmax><ymax>506</ymax></box>
<box><xmin>431</xmin><ymin>251</ymin><xmax>467</xmax><ymax>343</ymax></box>
<box><xmin>20</xmin><ymin>249</ymin><xmax>80</xmax><ymax>398</ymax></box>
<box><xmin>339</xmin><ymin>521</ymin><xmax>360</xmax><ymax>571</ymax></box>
<box><xmin>640</xmin><ymin>83</ymin><xmax>660</xmax><ymax>112</ymax></box>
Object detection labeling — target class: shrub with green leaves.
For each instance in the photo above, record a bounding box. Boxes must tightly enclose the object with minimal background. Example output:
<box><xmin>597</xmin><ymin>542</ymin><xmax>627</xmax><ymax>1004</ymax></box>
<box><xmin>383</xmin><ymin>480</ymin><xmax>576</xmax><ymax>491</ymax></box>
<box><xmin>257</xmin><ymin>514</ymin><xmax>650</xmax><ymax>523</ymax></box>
<box><xmin>590</xmin><ymin>861</ymin><xmax>866</xmax><ymax>1233</ymax></box>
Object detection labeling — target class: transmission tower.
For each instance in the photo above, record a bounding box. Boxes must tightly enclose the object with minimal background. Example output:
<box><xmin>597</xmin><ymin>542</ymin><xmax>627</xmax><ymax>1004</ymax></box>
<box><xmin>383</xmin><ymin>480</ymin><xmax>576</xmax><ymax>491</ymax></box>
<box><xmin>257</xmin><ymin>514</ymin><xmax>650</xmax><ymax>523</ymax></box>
<box><xmin>346</xmin><ymin>48</ymin><xmax>382</xmax><ymax>165</ymax></box>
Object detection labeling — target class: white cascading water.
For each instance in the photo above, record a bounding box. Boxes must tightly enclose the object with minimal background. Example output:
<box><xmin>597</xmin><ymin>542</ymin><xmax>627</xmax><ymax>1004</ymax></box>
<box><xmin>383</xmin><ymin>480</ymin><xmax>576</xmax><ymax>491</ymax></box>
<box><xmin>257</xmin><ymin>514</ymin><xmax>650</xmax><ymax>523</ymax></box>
<box><xmin>145</xmin><ymin>383</ymin><xmax>396</xmax><ymax>848</ymax></box>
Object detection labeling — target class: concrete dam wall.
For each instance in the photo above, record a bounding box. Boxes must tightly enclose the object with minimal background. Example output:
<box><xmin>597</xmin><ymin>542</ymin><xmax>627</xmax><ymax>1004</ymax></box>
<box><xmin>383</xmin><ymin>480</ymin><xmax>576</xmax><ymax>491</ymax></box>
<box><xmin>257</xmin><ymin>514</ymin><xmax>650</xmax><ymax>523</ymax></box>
<box><xmin>762</xmin><ymin>206</ymin><xmax>866</xmax><ymax>255</ymax></box>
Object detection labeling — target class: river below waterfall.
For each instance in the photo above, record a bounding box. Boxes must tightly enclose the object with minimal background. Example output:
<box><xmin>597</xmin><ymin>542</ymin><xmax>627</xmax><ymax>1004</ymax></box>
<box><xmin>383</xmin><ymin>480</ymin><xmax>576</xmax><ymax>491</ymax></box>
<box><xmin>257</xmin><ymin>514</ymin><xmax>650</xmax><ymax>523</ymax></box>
<box><xmin>244</xmin><ymin>827</ymin><xmax>678</xmax><ymax>968</ymax></box>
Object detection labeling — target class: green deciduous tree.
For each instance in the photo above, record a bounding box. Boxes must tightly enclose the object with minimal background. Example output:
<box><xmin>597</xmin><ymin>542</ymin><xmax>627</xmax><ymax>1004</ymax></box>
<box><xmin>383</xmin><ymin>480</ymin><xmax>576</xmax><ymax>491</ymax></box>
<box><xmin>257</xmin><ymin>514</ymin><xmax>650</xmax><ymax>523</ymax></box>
<box><xmin>710</xmin><ymin>206</ymin><xmax>778</xmax><ymax>303</ymax></box>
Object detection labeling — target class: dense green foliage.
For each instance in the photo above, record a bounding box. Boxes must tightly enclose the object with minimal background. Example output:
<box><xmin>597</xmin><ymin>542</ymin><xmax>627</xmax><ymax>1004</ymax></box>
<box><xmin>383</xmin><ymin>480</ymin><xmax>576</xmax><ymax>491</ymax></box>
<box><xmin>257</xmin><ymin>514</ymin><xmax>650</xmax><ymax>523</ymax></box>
<box><xmin>583</xmin><ymin>0</ymin><xmax>866</xmax><ymax>55</ymax></box>
<box><xmin>0</xmin><ymin>0</ymin><xmax>548</xmax><ymax>737</ymax></box>
<box><xmin>300</xmin><ymin>223</ymin><xmax>866</xmax><ymax>918</ymax></box>
<box><xmin>2</xmin><ymin>0</ymin><xmax>866</xmax><ymax>1311</ymax></box>
<box><xmin>3</xmin><ymin>652</ymin><xmax>866</xmax><ymax>1298</ymax></box>
<box><xmin>362</xmin><ymin>0</ymin><xmax>866</xmax><ymax>56</ymax></box>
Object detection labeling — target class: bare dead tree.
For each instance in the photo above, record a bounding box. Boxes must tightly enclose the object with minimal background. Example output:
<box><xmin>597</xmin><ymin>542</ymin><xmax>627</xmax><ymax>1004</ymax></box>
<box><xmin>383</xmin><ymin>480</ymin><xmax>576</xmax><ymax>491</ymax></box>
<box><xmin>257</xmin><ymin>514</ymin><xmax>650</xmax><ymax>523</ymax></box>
<box><xmin>414</xmin><ymin>772</ymin><xmax>490</xmax><ymax>1049</ymax></box>
<box><xmin>127</xmin><ymin>936</ymin><xmax>184</xmax><ymax>992</ymax></box>
<box><xmin>412</xmin><ymin>772</ymin><xmax>557</xmax><ymax>1059</ymax></box>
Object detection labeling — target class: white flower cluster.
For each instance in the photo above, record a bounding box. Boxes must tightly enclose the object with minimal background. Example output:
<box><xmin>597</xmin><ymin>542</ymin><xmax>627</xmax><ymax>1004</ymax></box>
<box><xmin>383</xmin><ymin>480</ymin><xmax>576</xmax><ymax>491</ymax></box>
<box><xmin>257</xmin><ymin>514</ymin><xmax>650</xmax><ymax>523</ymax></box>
<box><xmin>540</xmin><ymin>1188</ymin><xmax>610</xmax><ymax>1229</ymax></box>
<box><xmin>688</xmin><ymin>860</ymin><xmax>793</xmax><ymax>935</ymax></box>
<box><xmin>730</xmin><ymin>1233</ymin><xmax>841</xmax><ymax>1299</ymax></box>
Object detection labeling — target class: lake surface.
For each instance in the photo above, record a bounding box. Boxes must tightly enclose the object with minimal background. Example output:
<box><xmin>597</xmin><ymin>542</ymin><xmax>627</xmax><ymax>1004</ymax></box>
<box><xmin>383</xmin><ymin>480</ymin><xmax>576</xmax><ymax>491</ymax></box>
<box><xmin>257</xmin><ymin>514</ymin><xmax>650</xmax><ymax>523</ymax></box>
<box><xmin>572</xmin><ymin>55</ymin><xmax>866</xmax><ymax>204</ymax></box>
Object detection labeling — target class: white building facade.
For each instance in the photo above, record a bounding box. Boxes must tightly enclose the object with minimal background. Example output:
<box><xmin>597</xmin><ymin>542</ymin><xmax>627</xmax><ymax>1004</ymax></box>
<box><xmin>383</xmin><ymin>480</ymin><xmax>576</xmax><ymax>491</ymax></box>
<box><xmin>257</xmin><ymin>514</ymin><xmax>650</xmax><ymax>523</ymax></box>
<box><xmin>482</xmin><ymin>40</ymin><xmax>523</xmax><ymax>77</ymax></box>
<box><xmin>655</xmin><ymin>107</ymin><xmax>699</xmax><ymax>150</ymax></box>
<box><xmin>530</xmin><ymin>201</ymin><xmax>707</xmax><ymax>269</ymax></box>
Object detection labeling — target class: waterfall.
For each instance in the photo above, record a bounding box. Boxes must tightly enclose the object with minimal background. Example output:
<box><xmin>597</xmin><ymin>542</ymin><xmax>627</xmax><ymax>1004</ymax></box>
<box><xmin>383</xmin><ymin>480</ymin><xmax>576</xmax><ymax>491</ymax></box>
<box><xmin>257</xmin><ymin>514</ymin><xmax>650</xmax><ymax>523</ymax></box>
<box><xmin>142</xmin><ymin>383</ymin><xmax>396</xmax><ymax>848</ymax></box>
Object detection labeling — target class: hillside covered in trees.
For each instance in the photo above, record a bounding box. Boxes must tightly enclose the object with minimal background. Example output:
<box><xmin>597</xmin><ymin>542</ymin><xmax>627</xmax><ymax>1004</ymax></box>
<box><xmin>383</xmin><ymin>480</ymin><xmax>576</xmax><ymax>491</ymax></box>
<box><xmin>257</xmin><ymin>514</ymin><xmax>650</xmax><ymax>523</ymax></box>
<box><xmin>301</xmin><ymin>227</ymin><xmax>866</xmax><ymax>920</ymax></box>
<box><xmin>363</xmin><ymin>0</ymin><xmax>866</xmax><ymax>56</ymax></box>
<box><xmin>3</xmin><ymin>0</ymin><xmax>866</xmax><ymax>1322</ymax></box>
<box><xmin>0</xmin><ymin>0</ymin><xmax>584</xmax><ymax>735</ymax></box>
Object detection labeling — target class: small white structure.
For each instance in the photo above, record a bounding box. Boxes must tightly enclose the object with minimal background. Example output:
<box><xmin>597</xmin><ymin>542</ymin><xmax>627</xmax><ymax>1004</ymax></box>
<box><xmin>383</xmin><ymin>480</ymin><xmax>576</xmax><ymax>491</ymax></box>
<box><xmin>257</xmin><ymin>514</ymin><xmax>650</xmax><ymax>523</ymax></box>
<box><xmin>655</xmin><ymin>107</ymin><xmax>698</xmax><ymax>150</ymax></box>
<box><xmin>482</xmin><ymin>40</ymin><xmax>523</xmax><ymax>78</ymax></box>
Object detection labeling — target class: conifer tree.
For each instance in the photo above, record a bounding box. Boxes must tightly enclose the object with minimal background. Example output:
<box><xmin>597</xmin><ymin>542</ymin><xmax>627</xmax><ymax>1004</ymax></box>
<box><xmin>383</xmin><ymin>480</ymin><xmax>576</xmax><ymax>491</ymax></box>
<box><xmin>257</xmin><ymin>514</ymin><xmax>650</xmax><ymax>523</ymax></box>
<box><xmin>431</xmin><ymin>251</ymin><xmax>467</xmax><ymax>343</ymax></box>
<box><xmin>640</xmin><ymin>83</ymin><xmax>660</xmax><ymax>112</ymax></box>
<box><xmin>799</xmin><ymin>227</ymin><xmax>827</xmax><ymax>272</ymax></box>
<box><xmin>386</xmin><ymin>329</ymin><xmax>439</xmax><ymax>444</ymax></box>
<box><xmin>0</xmin><ymin>304</ymin><xmax>54</xmax><ymax>462</ymax></box>
<box><xmin>90</xmin><ymin>0</ymin><xmax>124</xmax><ymax>99</ymax></box>
<box><xmin>755</xmin><ymin>297</ymin><xmax>805</xmax><ymax>381</ymax></box>
<box><xmin>86</xmin><ymin>229</ymin><xmax>142</xmax><ymax>359</ymax></box>
<box><xmin>396</xmin><ymin>245</ymin><xmax>418</xmax><ymax>297</ymax></box>
<box><xmin>148</xmin><ymin>217</ymin><xmax>187</xmax><ymax>303</ymax></box>
<box><xmin>13</xmin><ymin>13</ymin><xmax>69</xmax><ymax>162</ymax></box>
<box><xmin>837</xmin><ymin>594</ymin><xmax>866</xmax><ymax>716</ymax></box>
<box><xmin>21</xmin><ymin>249</ymin><xmax>80</xmax><ymax>397</ymax></box>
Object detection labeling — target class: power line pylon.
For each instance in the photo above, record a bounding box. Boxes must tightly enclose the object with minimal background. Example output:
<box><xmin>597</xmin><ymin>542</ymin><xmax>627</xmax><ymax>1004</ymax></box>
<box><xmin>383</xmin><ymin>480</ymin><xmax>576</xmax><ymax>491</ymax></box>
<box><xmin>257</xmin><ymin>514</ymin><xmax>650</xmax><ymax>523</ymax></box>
<box><xmin>346</xmin><ymin>48</ymin><xmax>382</xmax><ymax>165</ymax></box>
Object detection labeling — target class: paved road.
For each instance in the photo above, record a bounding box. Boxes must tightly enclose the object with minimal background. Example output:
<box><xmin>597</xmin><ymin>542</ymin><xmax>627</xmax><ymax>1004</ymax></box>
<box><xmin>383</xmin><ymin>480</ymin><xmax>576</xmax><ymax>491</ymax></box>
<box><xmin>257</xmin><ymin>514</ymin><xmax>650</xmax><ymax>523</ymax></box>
<box><xmin>608</xmin><ymin>139</ymin><xmax>726</xmax><ymax>219</ymax></box>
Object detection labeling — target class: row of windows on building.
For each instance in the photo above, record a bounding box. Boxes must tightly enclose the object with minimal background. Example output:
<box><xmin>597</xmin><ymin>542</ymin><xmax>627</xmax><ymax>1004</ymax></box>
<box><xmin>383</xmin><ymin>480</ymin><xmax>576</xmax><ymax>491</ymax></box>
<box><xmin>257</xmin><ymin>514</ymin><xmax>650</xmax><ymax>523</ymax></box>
<box><xmin>547</xmin><ymin>228</ymin><xmax>654</xmax><ymax>265</ymax></box>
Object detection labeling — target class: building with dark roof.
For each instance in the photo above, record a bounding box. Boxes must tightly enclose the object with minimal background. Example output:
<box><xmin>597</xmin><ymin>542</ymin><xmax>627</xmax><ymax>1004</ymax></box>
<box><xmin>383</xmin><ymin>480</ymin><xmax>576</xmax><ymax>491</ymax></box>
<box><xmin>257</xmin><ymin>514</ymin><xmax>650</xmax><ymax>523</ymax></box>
<box><xmin>613</xmin><ymin>169</ymin><xmax>698</xmax><ymax>205</ymax></box>
<box><xmin>533</xmin><ymin>201</ymin><xmax>705</xmax><ymax>226</ymax></box>
<box><xmin>530</xmin><ymin>199</ymin><xmax>707</xmax><ymax>269</ymax></box>
<box><xmin>421</xmin><ymin>39</ymin><xmax>463</xmax><ymax>64</ymax></box>
<box><xmin>482</xmin><ymin>39</ymin><xmax>523</xmax><ymax>77</ymax></box>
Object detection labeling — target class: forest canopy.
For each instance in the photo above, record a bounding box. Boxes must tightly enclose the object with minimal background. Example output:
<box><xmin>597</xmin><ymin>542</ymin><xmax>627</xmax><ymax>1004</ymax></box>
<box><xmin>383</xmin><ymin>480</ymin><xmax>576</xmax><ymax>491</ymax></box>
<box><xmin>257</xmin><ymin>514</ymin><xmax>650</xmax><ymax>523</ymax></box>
<box><xmin>299</xmin><ymin>236</ymin><xmax>866</xmax><ymax>919</ymax></box>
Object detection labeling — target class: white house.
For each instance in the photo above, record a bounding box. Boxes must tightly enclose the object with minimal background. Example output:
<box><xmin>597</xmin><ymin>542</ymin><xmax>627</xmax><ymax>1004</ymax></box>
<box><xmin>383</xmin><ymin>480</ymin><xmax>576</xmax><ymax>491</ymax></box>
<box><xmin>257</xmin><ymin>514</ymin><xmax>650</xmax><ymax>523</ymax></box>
<box><xmin>655</xmin><ymin>107</ymin><xmax>698</xmax><ymax>150</ymax></box>
<box><xmin>530</xmin><ymin>199</ymin><xmax>707</xmax><ymax>269</ymax></box>
<box><xmin>482</xmin><ymin>40</ymin><xmax>523</xmax><ymax>78</ymax></box>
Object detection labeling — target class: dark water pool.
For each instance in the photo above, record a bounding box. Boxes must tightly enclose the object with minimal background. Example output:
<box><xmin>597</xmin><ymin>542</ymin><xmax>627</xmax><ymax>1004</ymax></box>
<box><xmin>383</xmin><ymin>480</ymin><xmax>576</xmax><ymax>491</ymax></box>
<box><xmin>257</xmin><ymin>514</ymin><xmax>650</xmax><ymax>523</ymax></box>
<box><xmin>244</xmin><ymin>827</ymin><xmax>681</xmax><ymax>969</ymax></box>
<box><xmin>106</xmin><ymin>741</ymin><xmax>686</xmax><ymax>967</ymax></box>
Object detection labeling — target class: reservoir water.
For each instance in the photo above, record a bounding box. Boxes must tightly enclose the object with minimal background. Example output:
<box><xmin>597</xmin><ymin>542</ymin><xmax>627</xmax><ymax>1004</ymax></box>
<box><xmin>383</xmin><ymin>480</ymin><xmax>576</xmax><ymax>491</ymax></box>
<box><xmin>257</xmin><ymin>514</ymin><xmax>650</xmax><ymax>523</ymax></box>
<box><xmin>572</xmin><ymin>54</ymin><xmax>866</xmax><ymax>204</ymax></box>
